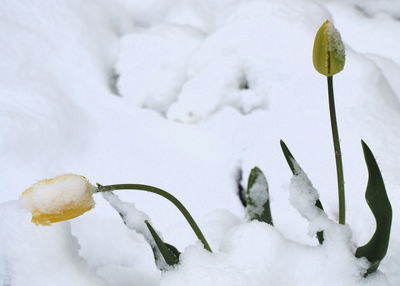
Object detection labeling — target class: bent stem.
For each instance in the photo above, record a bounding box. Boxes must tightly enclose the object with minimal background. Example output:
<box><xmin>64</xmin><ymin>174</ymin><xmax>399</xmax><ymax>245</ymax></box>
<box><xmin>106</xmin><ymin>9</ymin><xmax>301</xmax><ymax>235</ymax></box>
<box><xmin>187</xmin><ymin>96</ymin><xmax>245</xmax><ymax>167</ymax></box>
<box><xmin>96</xmin><ymin>183</ymin><xmax>212</xmax><ymax>252</ymax></box>
<box><xmin>327</xmin><ymin>76</ymin><xmax>345</xmax><ymax>225</ymax></box>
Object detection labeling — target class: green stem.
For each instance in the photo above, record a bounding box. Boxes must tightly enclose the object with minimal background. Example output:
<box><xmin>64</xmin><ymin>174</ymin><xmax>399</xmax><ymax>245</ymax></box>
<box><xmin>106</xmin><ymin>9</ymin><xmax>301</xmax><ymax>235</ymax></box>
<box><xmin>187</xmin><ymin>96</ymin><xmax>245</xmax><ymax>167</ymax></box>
<box><xmin>96</xmin><ymin>183</ymin><xmax>212</xmax><ymax>252</ymax></box>
<box><xmin>327</xmin><ymin>76</ymin><xmax>345</xmax><ymax>225</ymax></box>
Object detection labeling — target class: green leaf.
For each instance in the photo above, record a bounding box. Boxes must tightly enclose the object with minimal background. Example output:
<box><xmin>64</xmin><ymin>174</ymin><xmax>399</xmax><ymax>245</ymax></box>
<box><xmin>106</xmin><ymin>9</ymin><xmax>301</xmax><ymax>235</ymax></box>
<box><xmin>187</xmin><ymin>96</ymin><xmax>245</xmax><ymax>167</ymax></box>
<box><xmin>246</xmin><ymin>167</ymin><xmax>273</xmax><ymax>225</ymax></box>
<box><xmin>165</xmin><ymin>243</ymin><xmax>181</xmax><ymax>261</ymax></box>
<box><xmin>145</xmin><ymin>220</ymin><xmax>180</xmax><ymax>268</ymax></box>
<box><xmin>280</xmin><ymin>140</ymin><xmax>325</xmax><ymax>244</ymax></box>
<box><xmin>280</xmin><ymin>140</ymin><xmax>299</xmax><ymax>175</ymax></box>
<box><xmin>355</xmin><ymin>141</ymin><xmax>392</xmax><ymax>276</ymax></box>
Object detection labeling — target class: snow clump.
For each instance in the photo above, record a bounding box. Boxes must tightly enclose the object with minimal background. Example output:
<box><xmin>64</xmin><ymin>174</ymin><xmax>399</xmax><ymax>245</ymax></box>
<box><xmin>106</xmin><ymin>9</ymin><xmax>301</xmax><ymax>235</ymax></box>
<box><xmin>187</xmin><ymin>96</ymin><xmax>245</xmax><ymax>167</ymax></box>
<box><xmin>102</xmin><ymin>192</ymin><xmax>172</xmax><ymax>271</ymax></box>
<box><xmin>289</xmin><ymin>170</ymin><xmax>323</xmax><ymax>223</ymax></box>
<box><xmin>102</xmin><ymin>192</ymin><xmax>151</xmax><ymax>238</ymax></box>
<box><xmin>0</xmin><ymin>201</ymin><xmax>106</xmax><ymax>286</ymax></box>
<box><xmin>326</xmin><ymin>21</ymin><xmax>345</xmax><ymax>60</ymax></box>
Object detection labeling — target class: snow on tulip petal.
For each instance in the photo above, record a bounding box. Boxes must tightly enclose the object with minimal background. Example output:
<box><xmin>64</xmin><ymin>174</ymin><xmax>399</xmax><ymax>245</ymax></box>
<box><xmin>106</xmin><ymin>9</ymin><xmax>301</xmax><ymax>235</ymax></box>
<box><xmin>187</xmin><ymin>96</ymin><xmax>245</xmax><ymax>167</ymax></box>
<box><xmin>20</xmin><ymin>174</ymin><xmax>95</xmax><ymax>225</ymax></box>
<box><xmin>313</xmin><ymin>20</ymin><xmax>345</xmax><ymax>76</ymax></box>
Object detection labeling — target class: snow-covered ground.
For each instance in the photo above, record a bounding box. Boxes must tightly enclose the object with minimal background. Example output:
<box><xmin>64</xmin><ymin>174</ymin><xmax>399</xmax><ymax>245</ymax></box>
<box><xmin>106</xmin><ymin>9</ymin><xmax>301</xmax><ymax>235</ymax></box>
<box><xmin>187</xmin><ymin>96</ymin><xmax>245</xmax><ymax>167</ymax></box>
<box><xmin>0</xmin><ymin>0</ymin><xmax>399</xmax><ymax>285</ymax></box>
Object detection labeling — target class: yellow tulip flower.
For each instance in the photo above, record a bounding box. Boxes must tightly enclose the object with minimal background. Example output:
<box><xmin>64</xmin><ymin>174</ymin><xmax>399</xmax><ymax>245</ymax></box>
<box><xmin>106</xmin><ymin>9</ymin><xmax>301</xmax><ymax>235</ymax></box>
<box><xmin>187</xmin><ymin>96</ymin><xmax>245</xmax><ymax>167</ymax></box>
<box><xmin>313</xmin><ymin>20</ymin><xmax>345</xmax><ymax>76</ymax></box>
<box><xmin>20</xmin><ymin>174</ymin><xmax>95</xmax><ymax>225</ymax></box>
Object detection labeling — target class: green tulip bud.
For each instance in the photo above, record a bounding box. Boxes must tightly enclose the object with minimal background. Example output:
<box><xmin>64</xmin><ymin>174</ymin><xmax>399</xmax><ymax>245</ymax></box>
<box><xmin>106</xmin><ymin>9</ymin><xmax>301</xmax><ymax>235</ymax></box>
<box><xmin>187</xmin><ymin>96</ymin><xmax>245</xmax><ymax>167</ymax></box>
<box><xmin>313</xmin><ymin>20</ymin><xmax>345</xmax><ymax>76</ymax></box>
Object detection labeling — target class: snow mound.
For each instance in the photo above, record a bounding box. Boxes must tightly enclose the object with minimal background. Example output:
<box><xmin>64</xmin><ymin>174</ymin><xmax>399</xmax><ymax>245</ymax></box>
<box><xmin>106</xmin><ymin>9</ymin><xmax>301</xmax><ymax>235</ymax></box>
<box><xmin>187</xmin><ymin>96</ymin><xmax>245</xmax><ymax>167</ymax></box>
<box><xmin>116</xmin><ymin>24</ymin><xmax>204</xmax><ymax>113</ymax></box>
<box><xmin>114</xmin><ymin>0</ymin><xmax>332</xmax><ymax>123</ymax></box>
<box><xmin>0</xmin><ymin>201</ymin><xmax>106</xmax><ymax>286</ymax></box>
<box><xmin>161</xmin><ymin>221</ymin><xmax>388</xmax><ymax>286</ymax></box>
<box><xmin>165</xmin><ymin>0</ymin><xmax>331</xmax><ymax>122</ymax></box>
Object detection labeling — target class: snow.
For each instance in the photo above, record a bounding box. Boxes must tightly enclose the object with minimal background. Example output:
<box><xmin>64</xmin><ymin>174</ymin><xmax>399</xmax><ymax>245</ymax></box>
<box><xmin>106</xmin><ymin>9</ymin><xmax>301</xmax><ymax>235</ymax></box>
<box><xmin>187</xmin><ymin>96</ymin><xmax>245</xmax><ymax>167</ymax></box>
<box><xmin>326</xmin><ymin>21</ymin><xmax>345</xmax><ymax>59</ymax></box>
<box><xmin>102</xmin><ymin>191</ymin><xmax>172</xmax><ymax>271</ymax></box>
<box><xmin>116</xmin><ymin>24</ymin><xmax>204</xmax><ymax>113</ymax></box>
<box><xmin>161</xmin><ymin>222</ymin><xmax>388</xmax><ymax>286</ymax></box>
<box><xmin>289</xmin><ymin>163</ymin><xmax>323</xmax><ymax>223</ymax></box>
<box><xmin>167</xmin><ymin>0</ymin><xmax>331</xmax><ymax>122</ymax></box>
<box><xmin>102</xmin><ymin>191</ymin><xmax>151</xmax><ymax>237</ymax></box>
<box><xmin>1</xmin><ymin>0</ymin><xmax>400</xmax><ymax>285</ymax></box>
<box><xmin>0</xmin><ymin>201</ymin><xmax>107</xmax><ymax>286</ymax></box>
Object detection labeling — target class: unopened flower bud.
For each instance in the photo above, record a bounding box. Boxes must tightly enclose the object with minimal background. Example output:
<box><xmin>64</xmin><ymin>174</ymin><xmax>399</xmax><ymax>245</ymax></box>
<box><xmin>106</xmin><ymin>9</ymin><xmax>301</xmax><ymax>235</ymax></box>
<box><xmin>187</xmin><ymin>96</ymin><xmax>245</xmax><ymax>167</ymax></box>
<box><xmin>20</xmin><ymin>174</ymin><xmax>95</xmax><ymax>225</ymax></box>
<box><xmin>313</xmin><ymin>20</ymin><xmax>345</xmax><ymax>76</ymax></box>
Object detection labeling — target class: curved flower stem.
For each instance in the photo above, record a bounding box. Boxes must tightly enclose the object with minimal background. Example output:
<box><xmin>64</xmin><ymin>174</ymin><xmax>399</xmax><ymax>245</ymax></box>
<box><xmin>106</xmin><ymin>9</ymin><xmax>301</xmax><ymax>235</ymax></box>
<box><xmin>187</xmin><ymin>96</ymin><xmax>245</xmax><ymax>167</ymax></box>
<box><xmin>96</xmin><ymin>183</ymin><xmax>212</xmax><ymax>252</ymax></box>
<box><xmin>327</xmin><ymin>76</ymin><xmax>345</xmax><ymax>225</ymax></box>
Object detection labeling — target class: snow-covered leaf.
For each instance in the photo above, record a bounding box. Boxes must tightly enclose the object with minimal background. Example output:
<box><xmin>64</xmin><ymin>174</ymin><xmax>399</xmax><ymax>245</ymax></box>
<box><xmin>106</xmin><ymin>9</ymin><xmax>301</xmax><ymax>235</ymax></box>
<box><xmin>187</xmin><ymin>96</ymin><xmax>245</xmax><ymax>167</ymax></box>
<box><xmin>280</xmin><ymin>140</ymin><xmax>324</xmax><ymax>244</ymax></box>
<box><xmin>145</xmin><ymin>220</ymin><xmax>180</xmax><ymax>270</ymax></box>
<box><xmin>245</xmin><ymin>167</ymin><xmax>273</xmax><ymax>225</ymax></box>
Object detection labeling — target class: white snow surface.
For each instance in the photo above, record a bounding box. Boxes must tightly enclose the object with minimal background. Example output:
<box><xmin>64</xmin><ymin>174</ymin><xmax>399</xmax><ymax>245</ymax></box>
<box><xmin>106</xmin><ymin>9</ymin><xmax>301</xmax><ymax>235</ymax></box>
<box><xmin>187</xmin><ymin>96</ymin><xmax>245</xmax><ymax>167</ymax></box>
<box><xmin>1</xmin><ymin>0</ymin><xmax>400</xmax><ymax>285</ymax></box>
<box><xmin>0</xmin><ymin>201</ymin><xmax>107</xmax><ymax>286</ymax></box>
<box><xmin>161</xmin><ymin>222</ymin><xmax>388</xmax><ymax>286</ymax></box>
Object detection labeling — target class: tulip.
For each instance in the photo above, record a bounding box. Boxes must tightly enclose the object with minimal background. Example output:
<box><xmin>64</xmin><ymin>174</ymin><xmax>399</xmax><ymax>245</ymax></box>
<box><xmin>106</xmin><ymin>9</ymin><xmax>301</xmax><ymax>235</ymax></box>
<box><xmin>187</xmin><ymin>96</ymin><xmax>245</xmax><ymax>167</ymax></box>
<box><xmin>20</xmin><ymin>174</ymin><xmax>95</xmax><ymax>225</ymax></box>
<box><xmin>313</xmin><ymin>20</ymin><xmax>346</xmax><ymax>224</ymax></box>
<box><xmin>313</xmin><ymin>20</ymin><xmax>345</xmax><ymax>76</ymax></box>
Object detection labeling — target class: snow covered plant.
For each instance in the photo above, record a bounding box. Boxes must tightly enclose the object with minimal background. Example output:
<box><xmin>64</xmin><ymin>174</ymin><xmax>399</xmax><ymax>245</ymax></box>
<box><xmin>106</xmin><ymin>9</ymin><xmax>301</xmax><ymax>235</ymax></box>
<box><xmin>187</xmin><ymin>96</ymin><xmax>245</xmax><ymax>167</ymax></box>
<box><xmin>20</xmin><ymin>174</ymin><xmax>211</xmax><ymax>270</ymax></box>
<box><xmin>95</xmin><ymin>182</ymin><xmax>212</xmax><ymax>270</ymax></box>
<box><xmin>243</xmin><ymin>20</ymin><xmax>392</xmax><ymax>277</ymax></box>
<box><xmin>20</xmin><ymin>174</ymin><xmax>95</xmax><ymax>226</ymax></box>
<box><xmin>17</xmin><ymin>19</ymin><xmax>393</xmax><ymax>281</ymax></box>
